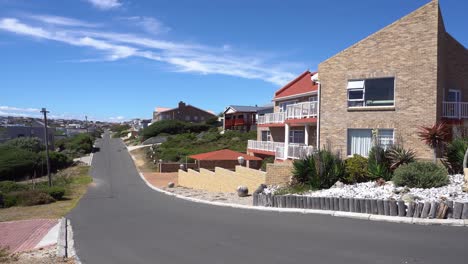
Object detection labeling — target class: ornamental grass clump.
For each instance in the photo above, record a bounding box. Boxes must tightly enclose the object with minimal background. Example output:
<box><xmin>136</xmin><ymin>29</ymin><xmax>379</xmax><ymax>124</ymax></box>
<box><xmin>392</xmin><ymin>162</ymin><xmax>449</xmax><ymax>188</ymax></box>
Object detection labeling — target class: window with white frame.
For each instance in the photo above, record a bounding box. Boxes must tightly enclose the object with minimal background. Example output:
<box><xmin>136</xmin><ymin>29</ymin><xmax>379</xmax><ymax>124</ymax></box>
<box><xmin>347</xmin><ymin>78</ymin><xmax>395</xmax><ymax>107</ymax></box>
<box><xmin>347</xmin><ymin>128</ymin><xmax>394</xmax><ymax>156</ymax></box>
<box><xmin>289</xmin><ymin>129</ymin><xmax>305</xmax><ymax>144</ymax></box>
<box><xmin>309</xmin><ymin>95</ymin><xmax>318</xmax><ymax>102</ymax></box>
<box><xmin>278</xmin><ymin>100</ymin><xmax>297</xmax><ymax>112</ymax></box>
<box><xmin>261</xmin><ymin>130</ymin><xmax>271</xmax><ymax>142</ymax></box>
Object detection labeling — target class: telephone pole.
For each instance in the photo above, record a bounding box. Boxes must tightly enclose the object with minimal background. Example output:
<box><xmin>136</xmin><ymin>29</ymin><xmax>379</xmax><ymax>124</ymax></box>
<box><xmin>41</xmin><ymin>108</ymin><xmax>52</xmax><ymax>187</ymax></box>
<box><xmin>85</xmin><ymin>115</ymin><xmax>89</xmax><ymax>133</ymax></box>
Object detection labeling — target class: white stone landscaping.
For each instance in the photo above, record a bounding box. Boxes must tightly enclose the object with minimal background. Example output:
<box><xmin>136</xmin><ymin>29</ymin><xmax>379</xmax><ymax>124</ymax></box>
<box><xmin>264</xmin><ymin>174</ymin><xmax>468</xmax><ymax>203</ymax></box>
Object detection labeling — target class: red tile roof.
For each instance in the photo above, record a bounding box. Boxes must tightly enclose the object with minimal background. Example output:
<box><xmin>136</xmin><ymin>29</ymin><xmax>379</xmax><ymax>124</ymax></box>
<box><xmin>189</xmin><ymin>149</ymin><xmax>262</xmax><ymax>161</ymax></box>
<box><xmin>274</xmin><ymin>70</ymin><xmax>318</xmax><ymax>100</ymax></box>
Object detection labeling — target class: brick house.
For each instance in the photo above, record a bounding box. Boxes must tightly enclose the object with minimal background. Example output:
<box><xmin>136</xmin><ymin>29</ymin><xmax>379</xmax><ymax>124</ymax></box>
<box><xmin>223</xmin><ymin>105</ymin><xmax>273</xmax><ymax>132</ymax></box>
<box><xmin>318</xmin><ymin>0</ymin><xmax>468</xmax><ymax>160</ymax></box>
<box><xmin>247</xmin><ymin>0</ymin><xmax>467</xmax><ymax>162</ymax></box>
<box><xmin>152</xmin><ymin>101</ymin><xmax>216</xmax><ymax>123</ymax></box>
<box><xmin>247</xmin><ymin>70</ymin><xmax>319</xmax><ymax>160</ymax></box>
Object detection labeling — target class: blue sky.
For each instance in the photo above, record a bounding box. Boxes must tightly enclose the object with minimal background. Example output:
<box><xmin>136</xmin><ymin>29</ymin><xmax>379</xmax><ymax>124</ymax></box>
<box><xmin>1</xmin><ymin>0</ymin><xmax>467</xmax><ymax>121</ymax></box>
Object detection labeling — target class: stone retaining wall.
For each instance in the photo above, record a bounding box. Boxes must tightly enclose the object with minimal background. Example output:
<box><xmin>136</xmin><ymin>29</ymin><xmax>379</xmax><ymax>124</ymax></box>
<box><xmin>253</xmin><ymin>194</ymin><xmax>468</xmax><ymax>219</ymax></box>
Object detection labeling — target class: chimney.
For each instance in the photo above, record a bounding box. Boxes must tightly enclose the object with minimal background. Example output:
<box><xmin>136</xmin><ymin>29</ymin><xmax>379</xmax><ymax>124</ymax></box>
<box><xmin>178</xmin><ymin>101</ymin><xmax>186</xmax><ymax>109</ymax></box>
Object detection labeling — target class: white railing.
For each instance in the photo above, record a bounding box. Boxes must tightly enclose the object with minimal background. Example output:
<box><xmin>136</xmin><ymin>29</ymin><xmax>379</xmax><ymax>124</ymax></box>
<box><xmin>248</xmin><ymin>140</ymin><xmax>285</xmax><ymax>153</ymax></box>
<box><xmin>286</xmin><ymin>101</ymin><xmax>318</xmax><ymax>120</ymax></box>
<box><xmin>443</xmin><ymin>101</ymin><xmax>468</xmax><ymax>119</ymax></box>
<box><xmin>257</xmin><ymin>112</ymin><xmax>286</xmax><ymax>124</ymax></box>
<box><xmin>287</xmin><ymin>144</ymin><xmax>316</xmax><ymax>160</ymax></box>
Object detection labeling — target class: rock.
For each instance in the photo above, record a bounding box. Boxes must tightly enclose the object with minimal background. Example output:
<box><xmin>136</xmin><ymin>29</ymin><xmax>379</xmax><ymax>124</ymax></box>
<box><xmin>428</xmin><ymin>202</ymin><xmax>438</xmax><ymax>219</ymax></box>
<box><xmin>397</xmin><ymin>201</ymin><xmax>406</xmax><ymax>217</ymax></box>
<box><xmin>463</xmin><ymin>185</ymin><xmax>468</xmax><ymax>193</ymax></box>
<box><xmin>167</xmin><ymin>182</ymin><xmax>175</xmax><ymax>188</ymax></box>
<box><xmin>421</xmin><ymin>202</ymin><xmax>431</xmax><ymax>218</ymax></box>
<box><xmin>254</xmin><ymin>184</ymin><xmax>267</xmax><ymax>194</ymax></box>
<box><xmin>236</xmin><ymin>186</ymin><xmax>249</xmax><ymax>197</ymax></box>
<box><xmin>377</xmin><ymin>200</ymin><xmax>384</xmax><ymax>215</ymax></box>
<box><xmin>446</xmin><ymin>201</ymin><xmax>454</xmax><ymax>218</ymax></box>
<box><xmin>389</xmin><ymin>200</ymin><xmax>398</xmax><ymax>216</ymax></box>
<box><xmin>406</xmin><ymin>202</ymin><xmax>415</xmax><ymax>217</ymax></box>
<box><xmin>453</xmin><ymin>202</ymin><xmax>463</xmax><ymax>219</ymax></box>
<box><xmin>333</xmin><ymin>181</ymin><xmax>345</xmax><ymax>188</ymax></box>
<box><xmin>401</xmin><ymin>194</ymin><xmax>415</xmax><ymax>203</ymax></box>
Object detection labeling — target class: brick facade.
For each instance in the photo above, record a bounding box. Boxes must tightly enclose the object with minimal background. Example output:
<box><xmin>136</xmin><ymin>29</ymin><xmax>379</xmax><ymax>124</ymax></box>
<box><xmin>318</xmin><ymin>0</ymin><xmax>467</xmax><ymax>160</ymax></box>
<box><xmin>265</xmin><ymin>163</ymin><xmax>293</xmax><ymax>186</ymax></box>
<box><xmin>153</xmin><ymin>101</ymin><xmax>216</xmax><ymax>123</ymax></box>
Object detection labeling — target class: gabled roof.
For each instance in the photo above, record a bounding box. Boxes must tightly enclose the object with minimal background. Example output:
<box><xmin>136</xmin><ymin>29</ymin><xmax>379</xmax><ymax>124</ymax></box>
<box><xmin>274</xmin><ymin>70</ymin><xmax>318</xmax><ymax>100</ymax></box>
<box><xmin>189</xmin><ymin>149</ymin><xmax>262</xmax><ymax>161</ymax></box>
<box><xmin>154</xmin><ymin>107</ymin><xmax>172</xmax><ymax>113</ymax></box>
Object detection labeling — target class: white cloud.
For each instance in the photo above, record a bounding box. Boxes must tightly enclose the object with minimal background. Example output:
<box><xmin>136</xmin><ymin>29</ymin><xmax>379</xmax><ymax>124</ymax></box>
<box><xmin>109</xmin><ymin>116</ymin><xmax>126</xmax><ymax>121</ymax></box>
<box><xmin>0</xmin><ymin>106</ymin><xmax>41</xmax><ymax>112</ymax></box>
<box><xmin>85</xmin><ymin>0</ymin><xmax>122</xmax><ymax>10</ymax></box>
<box><xmin>0</xmin><ymin>16</ymin><xmax>303</xmax><ymax>86</ymax></box>
<box><xmin>121</xmin><ymin>16</ymin><xmax>170</xmax><ymax>35</ymax></box>
<box><xmin>28</xmin><ymin>15</ymin><xmax>98</xmax><ymax>27</ymax></box>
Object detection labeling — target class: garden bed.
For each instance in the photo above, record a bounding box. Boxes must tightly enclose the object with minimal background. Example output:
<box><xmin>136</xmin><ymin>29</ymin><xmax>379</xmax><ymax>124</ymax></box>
<box><xmin>265</xmin><ymin>174</ymin><xmax>468</xmax><ymax>203</ymax></box>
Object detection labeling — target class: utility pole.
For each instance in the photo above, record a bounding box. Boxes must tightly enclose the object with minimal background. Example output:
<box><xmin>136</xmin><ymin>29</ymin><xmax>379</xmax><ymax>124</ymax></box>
<box><xmin>41</xmin><ymin>108</ymin><xmax>52</xmax><ymax>187</ymax></box>
<box><xmin>85</xmin><ymin>115</ymin><xmax>89</xmax><ymax>133</ymax></box>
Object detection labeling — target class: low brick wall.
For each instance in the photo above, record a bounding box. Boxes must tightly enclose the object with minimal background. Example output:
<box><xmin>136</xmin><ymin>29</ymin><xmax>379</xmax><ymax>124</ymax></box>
<box><xmin>159</xmin><ymin>163</ymin><xmax>197</xmax><ymax>173</ymax></box>
<box><xmin>253</xmin><ymin>194</ymin><xmax>468</xmax><ymax>220</ymax></box>
<box><xmin>265</xmin><ymin>163</ymin><xmax>293</xmax><ymax>186</ymax></box>
<box><xmin>178</xmin><ymin>166</ymin><xmax>266</xmax><ymax>193</ymax></box>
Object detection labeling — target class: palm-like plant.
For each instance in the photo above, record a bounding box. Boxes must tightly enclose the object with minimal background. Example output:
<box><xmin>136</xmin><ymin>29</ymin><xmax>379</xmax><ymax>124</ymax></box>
<box><xmin>386</xmin><ymin>145</ymin><xmax>416</xmax><ymax>171</ymax></box>
<box><xmin>417</xmin><ymin>122</ymin><xmax>450</xmax><ymax>163</ymax></box>
<box><xmin>442</xmin><ymin>138</ymin><xmax>468</xmax><ymax>174</ymax></box>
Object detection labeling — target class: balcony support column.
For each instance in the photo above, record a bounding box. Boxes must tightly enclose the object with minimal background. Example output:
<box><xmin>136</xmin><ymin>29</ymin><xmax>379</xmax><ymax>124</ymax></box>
<box><xmin>304</xmin><ymin>124</ymin><xmax>310</xmax><ymax>146</ymax></box>
<box><xmin>284</xmin><ymin>123</ymin><xmax>290</xmax><ymax>159</ymax></box>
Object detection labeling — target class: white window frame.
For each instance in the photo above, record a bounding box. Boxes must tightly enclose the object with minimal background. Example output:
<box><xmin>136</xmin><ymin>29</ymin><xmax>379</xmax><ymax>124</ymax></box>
<box><xmin>261</xmin><ymin>130</ymin><xmax>271</xmax><ymax>142</ymax></box>
<box><xmin>347</xmin><ymin>128</ymin><xmax>394</xmax><ymax>157</ymax></box>
<box><xmin>278</xmin><ymin>100</ymin><xmax>298</xmax><ymax>112</ymax></box>
<box><xmin>347</xmin><ymin>78</ymin><xmax>395</xmax><ymax>108</ymax></box>
<box><xmin>289</xmin><ymin>129</ymin><xmax>305</xmax><ymax>144</ymax></box>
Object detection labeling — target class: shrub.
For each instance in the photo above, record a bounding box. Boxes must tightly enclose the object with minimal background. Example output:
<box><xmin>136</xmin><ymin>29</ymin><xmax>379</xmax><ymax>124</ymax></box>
<box><xmin>292</xmin><ymin>149</ymin><xmax>345</xmax><ymax>189</ymax></box>
<box><xmin>0</xmin><ymin>146</ymin><xmax>39</xmax><ymax>181</ymax></box>
<box><xmin>2</xmin><ymin>137</ymin><xmax>44</xmax><ymax>153</ymax></box>
<box><xmin>368</xmin><ymin>146</ymin><xmax>391</xmax><ymax>180</ymax></box>
<box><xmin>8</xmin><ymin>190</ymin><xmax>55</xmax><ymax>206</ymax></box>
<box><xmin>0</xmin><ymin>181</ymin><xmax>29</xmax><ymax>193</ymax></box>
<box><xmin>345</xmin><ymin>155</ymin><xmax>369</xmax><ymax>183</ymax></box>
<box><xmin>418</xmin><ymin>122</ymin><xmax>450</xmax><ymax>163</ymax></box>
<box><xmin>443</xmin><ymin>138</ymin><xmax>468</xmax><ymax>174</ymax></box>
<box><xmin>386</xmin><ymin>145</ymin><xmax>416</xmax><ymax>171</ymax></box>
<box><xmin>38</xmin><ymin>151</ymin><xmax>72</xmax><ymax>173</ymax></box>
<box><xmin>261</xmin><ymin>156</ymin><xmax>275</xmax><ymax>171</ymax></box>
<box><xmin>43</xmin><ymin>186</ymin><xmax>66</xmax><ymax>200</ymax></box>
<box><xmin>141</xmin><ymin>120</ymin><xmax>212</xmax><ymax>140</ymax></box>
<box><xmin>0</xmin><ymin>192</ymin><xmax>4</xmax><ymax>208</ymax></box>
<box><xmin>392</xmin><ymin>162</ymin><xmax>449</xmax><ymax>188</ymax></box>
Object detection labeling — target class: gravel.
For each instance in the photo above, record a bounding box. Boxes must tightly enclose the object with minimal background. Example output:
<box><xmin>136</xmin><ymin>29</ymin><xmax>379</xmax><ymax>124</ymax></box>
<box><xmin>264</xmin><ymin>175</ymin><xmax>468</xmax><ymax>203</ymax></box>
<box><xmin>162</xmin><ymin>186</ymin><xmax>253</xmax><ymax>206</ymax></box>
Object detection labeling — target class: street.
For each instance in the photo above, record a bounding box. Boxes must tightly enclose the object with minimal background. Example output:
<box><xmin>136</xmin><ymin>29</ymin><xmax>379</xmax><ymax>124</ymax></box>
<box><xmin>68</xmin><ymin>132</ymin><xmax>468</xmax><ymax>264</ymax></box>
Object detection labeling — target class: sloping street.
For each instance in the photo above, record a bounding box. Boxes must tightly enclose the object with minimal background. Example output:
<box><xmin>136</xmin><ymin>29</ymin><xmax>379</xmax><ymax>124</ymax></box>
<box><xmin>68</xmin><ymin>132</ymin><xmax>468</xmax><ymax>264</ymax></box>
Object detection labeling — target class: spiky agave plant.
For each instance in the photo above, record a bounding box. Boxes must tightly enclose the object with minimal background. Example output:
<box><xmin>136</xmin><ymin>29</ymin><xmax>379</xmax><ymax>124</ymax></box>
<box><xmin>417</xmin><ymin>122</ymin><xmax>450</xmax><ymax>163</ymax></box>
<box><xmin>442</xmin><ymin>138</ymin><xmax>468</xmax><ymax>174</ymax></box>
<box><xmin>386</xmin><ymin>145</ymin><xmax>416</xmax><ymax>171</ymax></box>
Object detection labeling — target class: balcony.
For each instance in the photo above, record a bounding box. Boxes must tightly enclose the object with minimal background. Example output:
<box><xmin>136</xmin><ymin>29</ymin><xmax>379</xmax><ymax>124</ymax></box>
<box><xmin>248</xmin><ymin>140</ymin><xmax>316</xmax><ymax>160</ymax></box>
<box><xmin>287</xmin><ymin>144</ymin><xmax>316</xmax><ymax>159</ymax></box>
<box><xmin>286</xmin><ymin>101</ymin><xmax>318</xmax><ymax>120</ymax></box>
<box><xmin>442</xmin><ymin>101</ymin><xmax>468</xmax><ymax>119</ymax></box>
<box><xmin>257</xmin><ymin>101</ymin><xmax>317</xmax><ymax>125</ymax></box>
<box><xmin>257</xmin><ymin>112</ymin><xmax>285</xmax><ymax>125</ymax></box>
<box><xmin>248</xmin><ymin>140</ymin><xmax>285</xmax><ymax>153</ymax></box>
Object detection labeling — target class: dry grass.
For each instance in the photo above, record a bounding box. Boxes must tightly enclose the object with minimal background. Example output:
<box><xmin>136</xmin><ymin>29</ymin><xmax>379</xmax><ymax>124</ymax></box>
<box><xmin>130</xmin><ymin>147</ymin><xmax>157</xmax><ymax>173</ymax></box>
<box><xmin>0</xmin><ymin>166</ymin><xmax>92</xmax><ymax>222</ymax></box>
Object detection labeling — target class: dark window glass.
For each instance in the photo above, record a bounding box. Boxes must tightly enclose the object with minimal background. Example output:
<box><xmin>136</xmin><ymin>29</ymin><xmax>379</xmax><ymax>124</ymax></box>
<box><xmin>365</xmin><ymin>78</ymin><xmax>394</xmax><ymax>106</ymax></box>
<box><xmin>348</xmin><ymin>90</ymin><xmax>364</xmax><ymax>100</ymax></box>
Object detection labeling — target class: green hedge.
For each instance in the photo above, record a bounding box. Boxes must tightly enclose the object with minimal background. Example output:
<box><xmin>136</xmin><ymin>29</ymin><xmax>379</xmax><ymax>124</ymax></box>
<box><xmin>5</xmin><ymin>190</ymin><xmax>55</xmax><ymax>207</ymax></box>
<box><xmin>345</xmin><ymin>155</ymin><xmax>369</xmax><ymax>183</ymax></box>
<box><xmin>141</xmin><ymin>120</ymin><xmax>211</xmax><ymax>140</ymax></box>
<box><xmin>0</xmin><ymin>146</ymin><xmax>39</xmax><ymax>181</ymax></box>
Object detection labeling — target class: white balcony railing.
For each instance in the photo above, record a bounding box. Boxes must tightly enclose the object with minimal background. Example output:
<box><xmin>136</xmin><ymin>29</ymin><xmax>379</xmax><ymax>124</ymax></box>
<box><xmin>287</xmin><ymin>144</ymin><xmax>316</xmax><ymax>159</ymax></box>
<box><xmin>286</xmin><ymin>101</ymin><xmax>318</xmax><ymax>120</ymax></box>
<box><xmin>247</xmin><ymin>140</ymin><xmax>285</xmax><ymax>153</ymax></box>
<box><xmin>443</xmin><ymin>101</ymin><xmax>468</xmax><ymax>119</ymax></box>
<box><xmin>257</xmin><ymin>112</ymin><xmax>285</xmax><ymax>125</ymax></box>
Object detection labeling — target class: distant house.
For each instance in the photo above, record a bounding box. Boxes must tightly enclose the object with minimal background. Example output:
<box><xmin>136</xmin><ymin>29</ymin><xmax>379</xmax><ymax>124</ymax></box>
<box><xmin>152</xmin><ymin>101</ymin><xmax>216</xmax><ymax>123</ymax></box>
<box><xmin>223</xmin><ymin>105</ymin><xmax>273</xmax><ymax>132</ymax></box>
<box><xmin>0</xmin><ymin>121</ymin><xmax>55</xmax><ymax>148</ymax></box>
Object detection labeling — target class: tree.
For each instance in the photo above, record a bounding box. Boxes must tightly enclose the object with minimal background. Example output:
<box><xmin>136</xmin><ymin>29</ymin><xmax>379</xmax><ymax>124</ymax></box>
<box><xmin>3</xmin><ymin>137</ymin><xmax>44</xmax><ymax>153</ymax></box>
<box><xmin>417</xmin><ymin>122</ymin><xmax>450</xmax><ymax>163</ymax></box>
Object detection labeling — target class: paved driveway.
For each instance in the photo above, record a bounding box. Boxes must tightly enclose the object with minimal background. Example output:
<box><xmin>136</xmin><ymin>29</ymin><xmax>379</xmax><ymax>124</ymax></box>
<box><xmin>68</xmin><ymin>132</ymin><xmax>468</xmax><ymax>264</ymax></box>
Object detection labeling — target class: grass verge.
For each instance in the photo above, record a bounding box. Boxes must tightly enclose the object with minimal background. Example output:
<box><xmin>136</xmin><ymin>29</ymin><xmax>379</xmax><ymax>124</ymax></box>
<box><xmin>0</xmin><ymin>166</ymin><xmax>92</xmax><ymax>222</ymax></box>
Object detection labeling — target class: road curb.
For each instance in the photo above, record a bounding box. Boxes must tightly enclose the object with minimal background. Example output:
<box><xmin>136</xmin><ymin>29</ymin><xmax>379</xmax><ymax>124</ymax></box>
<box><xmin>136</xmin><ymin>171</ymin><xmax>468</xmax><ymax>227</ymax></box>
<box><xmin>57</xmin><ymin>218</ymin><xmax>81</xmax><ymax>263</ymax></box>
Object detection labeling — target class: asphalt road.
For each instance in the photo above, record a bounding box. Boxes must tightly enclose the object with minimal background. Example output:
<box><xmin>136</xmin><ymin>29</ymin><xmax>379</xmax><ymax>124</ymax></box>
<box><xmin>68</xmin><ymin>132</ymin><xmax>468</xmax><ymax>264</ymax></box>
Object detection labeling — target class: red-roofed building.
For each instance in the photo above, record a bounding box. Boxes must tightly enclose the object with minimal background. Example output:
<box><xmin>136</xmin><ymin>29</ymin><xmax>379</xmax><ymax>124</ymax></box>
<box><xmin>248</xmin><ymin>70</ymin><xmax>318</xmax><ymax>161</ymax></box>
<box><xmin>189</xmin><ymin>149</ymin><xmax>262</xmax><ymax>170</ymax></box>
